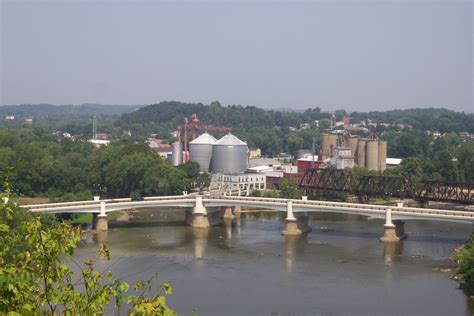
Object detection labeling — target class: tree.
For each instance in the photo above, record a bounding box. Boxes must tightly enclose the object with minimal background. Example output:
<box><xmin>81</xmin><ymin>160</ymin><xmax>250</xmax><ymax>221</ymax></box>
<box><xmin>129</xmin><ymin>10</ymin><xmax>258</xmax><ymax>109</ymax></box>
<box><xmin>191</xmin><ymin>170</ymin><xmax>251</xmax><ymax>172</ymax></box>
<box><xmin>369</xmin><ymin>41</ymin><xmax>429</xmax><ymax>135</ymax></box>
<box><xmin>285</xmin><ymin>135</ymin><xmax>304</xmax><ymax>159</ymax></box>
<box><xmin>454</xmin><ymin>233</ymin><xmax>474</xmax><ymax>294</ymax></box>
<box><xmin>0</xmin><ymin>175</ymin><xmax>176</xmax><ymax>315</ymax></box>
<box><xmin>278</xmin><ymin>178</ymin><xmax>304</xmax><ymax>199</ymax></box>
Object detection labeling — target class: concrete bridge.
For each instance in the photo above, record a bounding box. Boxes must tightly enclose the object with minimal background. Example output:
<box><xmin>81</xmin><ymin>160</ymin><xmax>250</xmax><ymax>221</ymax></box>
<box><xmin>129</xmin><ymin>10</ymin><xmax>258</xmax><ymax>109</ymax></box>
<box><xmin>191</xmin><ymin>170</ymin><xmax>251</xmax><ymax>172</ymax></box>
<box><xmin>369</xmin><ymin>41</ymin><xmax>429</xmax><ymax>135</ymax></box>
<box><xmin>22</xmin><ymin>195</ymin><xmax>474</xmax><ymax>242</ymax></box>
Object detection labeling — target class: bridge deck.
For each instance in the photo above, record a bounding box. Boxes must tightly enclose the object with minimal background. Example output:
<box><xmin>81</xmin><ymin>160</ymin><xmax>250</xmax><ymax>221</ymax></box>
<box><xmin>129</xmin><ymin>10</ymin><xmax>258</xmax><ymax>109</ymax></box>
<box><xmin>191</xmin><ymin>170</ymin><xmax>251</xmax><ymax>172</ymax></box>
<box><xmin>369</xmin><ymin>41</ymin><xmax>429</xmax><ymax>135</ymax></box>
<box><xmin>21</xmin><ymin>195</ymin><xmax>474</xmax><ymax>224</ymax></box>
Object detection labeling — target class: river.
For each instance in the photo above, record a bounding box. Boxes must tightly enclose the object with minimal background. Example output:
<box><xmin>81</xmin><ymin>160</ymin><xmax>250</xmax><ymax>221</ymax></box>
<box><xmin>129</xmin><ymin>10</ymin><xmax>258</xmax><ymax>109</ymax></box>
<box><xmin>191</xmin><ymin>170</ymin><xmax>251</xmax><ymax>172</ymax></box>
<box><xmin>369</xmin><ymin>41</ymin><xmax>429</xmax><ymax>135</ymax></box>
<box><xmin>75</xmin><ymin>209</ymin><xmax>473</xmax><ymax>315</ymax></box>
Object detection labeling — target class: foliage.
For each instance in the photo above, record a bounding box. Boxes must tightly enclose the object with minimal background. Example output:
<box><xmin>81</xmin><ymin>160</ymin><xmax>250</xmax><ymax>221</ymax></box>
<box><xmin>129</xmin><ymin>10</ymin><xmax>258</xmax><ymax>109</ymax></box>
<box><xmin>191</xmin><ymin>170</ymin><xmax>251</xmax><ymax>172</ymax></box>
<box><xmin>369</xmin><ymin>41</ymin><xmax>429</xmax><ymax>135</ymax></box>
<box><xmin>0</xmin><ymin>134</ymin><xmax>192</xmax><ymax>200</ymax></box>
<box><xmin>0</xmin><ymin>176</ymin><xmax>176</xmax><ymax>315</ymax></box>
<box><xmin>454</xmin><ymin>233</ymin><xmax>474</xmax><ymax>294</ymax></box>
<box><xmin>383</xmin><ymin>138</ymin><xmax>474</xmax><ymax>183</ymax></box>
<box><xmin>350</xmin><ymin>108</ymin><xmax>474</xmax><ymax>133</ymax></box>
<box><xmin>309</xmin><ymin>190</ymin><xmax>348</xmax><ymax>202</ymax></box>
<box><xmin>178</xmin><ymin>161</ymin><xmax>211</xmax><ymax>190</ymax></box>
<box><xmin>278</xmin><ymin>178</ymin><xmax>304</xmax><ymax>199</ymax></box>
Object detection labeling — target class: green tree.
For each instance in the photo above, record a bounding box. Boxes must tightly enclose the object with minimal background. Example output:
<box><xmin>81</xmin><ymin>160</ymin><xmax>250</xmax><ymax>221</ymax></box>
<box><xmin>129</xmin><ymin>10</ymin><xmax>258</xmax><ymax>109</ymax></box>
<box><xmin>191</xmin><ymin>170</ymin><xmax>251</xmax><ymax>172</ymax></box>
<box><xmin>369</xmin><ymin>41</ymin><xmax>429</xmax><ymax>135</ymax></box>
<box><xmin>455</xmin><ymin>233</ymin><xmax>474</xmax><ymax>294</ymax></box>
<box><xmin>0</xmin><ymin>176</ymin><xmax>176</xmax><ymax>315</ymax></box>
<box><xmin>278</xmin><ymin>178</ymin><xmax>304</xmax><ymax>199</ymax></box>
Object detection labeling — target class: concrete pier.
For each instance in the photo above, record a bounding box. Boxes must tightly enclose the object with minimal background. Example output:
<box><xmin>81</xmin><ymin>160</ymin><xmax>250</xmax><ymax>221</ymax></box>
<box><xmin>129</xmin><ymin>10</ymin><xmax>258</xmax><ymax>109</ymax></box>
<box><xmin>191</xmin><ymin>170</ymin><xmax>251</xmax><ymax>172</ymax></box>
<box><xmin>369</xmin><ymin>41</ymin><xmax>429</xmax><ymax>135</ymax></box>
<box><xmin>92</xmin><ymin>201</ymin><xmax>108</xmax><ymax>231</ymax></box>
<box><xmin>380</xmin><ymin>208</ymin><xmax>407</xmax><ymax>242</ymax></box>
<box><xmin>282</xmin><ymin>201</ymin><xmax>312</xmax><ymax>235</ymax></box>
<box><xmin>223</xmin><ymin>207</ymin><xmax>235</xmax><ymax>219</ymax></box>
<box><xmin>233</xmin><ymin>205</ymin><xmax>242</xmax><ymax>214</ymax></box>
<box><xmin>186</xmin><ymin>196</ymin><xmax>210</xmax><ymax>228</ymax></box>
<box><xmin>95</xmin><ymin>215</ymin><xmax>108</xmax><ymax>231</ymax></box>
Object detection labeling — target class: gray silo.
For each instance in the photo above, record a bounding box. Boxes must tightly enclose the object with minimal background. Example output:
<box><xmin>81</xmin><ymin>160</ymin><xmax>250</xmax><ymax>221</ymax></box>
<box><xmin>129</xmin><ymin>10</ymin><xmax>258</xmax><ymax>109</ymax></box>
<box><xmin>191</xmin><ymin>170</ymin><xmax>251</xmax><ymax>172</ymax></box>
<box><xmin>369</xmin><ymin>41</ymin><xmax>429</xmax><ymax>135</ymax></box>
<box><xmin>366</xmin><ymin>140</ymin><xmax>379</xmax><ymax>171</ymax></box>
<box><xmin>189</xmin><ymin>133</ymin><xmax>217</xmax><ymax>172</ymax></box>
<box><xmin>212</xmin><ymin>133</ymin><xmax>248</xmax><ymax>174</ymax></box>
<box><xmin>378</xmin><ymin>141</ymin><xmax>387</xmax><ymax>172</ymax></box>
<box><xmin>346</xmin><ymin>137</ymin><xmax>359</xmax><ymax>160</ymax></box>
<box><xmin>357</xmin><ymin>140</ymin><xmax>366</xmax><ymax>168</ymax></box>
<box><xmin>171</xmin><ymin>142</ymin><xmax>183</xmax><ymax>166</ymax></box>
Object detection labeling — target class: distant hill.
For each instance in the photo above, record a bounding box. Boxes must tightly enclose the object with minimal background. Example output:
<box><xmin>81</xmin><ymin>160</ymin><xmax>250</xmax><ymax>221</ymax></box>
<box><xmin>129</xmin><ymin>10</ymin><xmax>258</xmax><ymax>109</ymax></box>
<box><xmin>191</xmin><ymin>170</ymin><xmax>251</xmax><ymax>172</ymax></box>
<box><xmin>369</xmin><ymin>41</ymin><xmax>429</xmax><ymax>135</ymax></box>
<box><xmin>120</xmin><ymin>101</ymin><xmax>474</xmax><ymax>135</ymax></box>
<box><xmin>351</xmin><ymin>108</ymin><xmax>474</xmax><ymax>133</ymax></box>
<box><xmin>0</xmin><ymin>103</ymin><xmax>141</xmax><ymax>118</ymax></box>
<box><xmin>119</xmin><ymin>101</ymin><xmax>313</xmax><ymax>134</ymax></box>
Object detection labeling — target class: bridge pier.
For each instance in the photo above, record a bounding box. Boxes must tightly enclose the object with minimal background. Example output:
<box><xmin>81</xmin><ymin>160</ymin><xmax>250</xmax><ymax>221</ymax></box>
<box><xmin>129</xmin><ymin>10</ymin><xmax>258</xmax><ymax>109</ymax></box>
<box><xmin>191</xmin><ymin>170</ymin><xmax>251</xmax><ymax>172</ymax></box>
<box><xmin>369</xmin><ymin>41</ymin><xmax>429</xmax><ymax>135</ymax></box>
<box><xmin>233</xmin><ymin>205</ymin><xmax>242</xmax><ymax>214</ymax></box>
<box><xmin>223</xmin><ymin>207</ymin><xmax>235</xmax><ymax>219</ymax></box>
<box><xmin>187</xmin><ymin>196</ymin><xmax>210</xmax><ymax>229</ymax></box>
<box><xmin>92</xmin><ymin>201</ymin><xmax>108</xmax><ymax>231</ymax></box>
<box><xmin>380</xmin><ymin>208</ymin><xmax>407</xmax><ymax>242</ymax></box>
<box><xmin>282</xmin><ymin>200</ymin><xmax>312</xmax><ymax>236</ymax></box>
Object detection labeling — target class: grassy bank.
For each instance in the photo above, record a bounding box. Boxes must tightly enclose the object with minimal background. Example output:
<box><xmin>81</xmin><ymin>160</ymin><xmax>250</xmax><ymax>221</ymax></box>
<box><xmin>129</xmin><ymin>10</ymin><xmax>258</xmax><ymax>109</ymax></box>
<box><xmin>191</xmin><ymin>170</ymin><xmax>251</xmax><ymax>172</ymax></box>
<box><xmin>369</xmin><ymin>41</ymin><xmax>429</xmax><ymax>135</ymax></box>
<box><xmin>69</xmin><ymin>211</ymin><xmax>123</xmax><ymax>225</ymax></box>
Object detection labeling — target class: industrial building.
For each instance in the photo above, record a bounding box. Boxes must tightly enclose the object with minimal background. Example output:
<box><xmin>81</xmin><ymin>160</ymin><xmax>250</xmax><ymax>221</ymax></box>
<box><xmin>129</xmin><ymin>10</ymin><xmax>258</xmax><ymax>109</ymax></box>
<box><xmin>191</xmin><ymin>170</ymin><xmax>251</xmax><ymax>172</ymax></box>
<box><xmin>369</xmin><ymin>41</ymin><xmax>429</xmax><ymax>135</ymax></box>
<box><xmin>171</xmin><ymin>115</ymin><xmax>264</xmax><ymax>193</ymax></box>
<box><xmin>330</xmin><ymin>147</ymin><xmax>354</xmax><ymax>169</ymax></box>
<box><xmin>210</xmin><ymin>173</ymin><xmax>266</xmax><ymax>193</ymax></box>
<box><xmin>322</xmin><ymin>133</ymin><xmax>387</xmax><ymax>172</ymax></box>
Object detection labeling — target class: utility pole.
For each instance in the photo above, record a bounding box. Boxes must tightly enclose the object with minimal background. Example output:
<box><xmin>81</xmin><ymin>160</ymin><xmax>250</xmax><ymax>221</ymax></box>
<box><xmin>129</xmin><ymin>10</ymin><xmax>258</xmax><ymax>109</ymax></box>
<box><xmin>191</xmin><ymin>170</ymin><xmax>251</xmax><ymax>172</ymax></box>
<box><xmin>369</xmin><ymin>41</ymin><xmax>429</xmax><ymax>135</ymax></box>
<box><xmin>312</xmin><ymin>137</ymin><xmax>316</xmax><ymax>169</ymax></box>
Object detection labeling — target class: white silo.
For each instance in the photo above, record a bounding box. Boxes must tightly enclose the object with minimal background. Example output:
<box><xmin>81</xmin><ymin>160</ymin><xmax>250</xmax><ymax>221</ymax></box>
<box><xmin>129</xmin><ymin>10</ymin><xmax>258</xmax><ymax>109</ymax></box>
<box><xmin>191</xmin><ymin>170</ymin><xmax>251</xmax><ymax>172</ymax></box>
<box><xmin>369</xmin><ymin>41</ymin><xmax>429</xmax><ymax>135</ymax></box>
<box><xmin>171</xmin><ymin>141</ymin><xmax>183</xmax><ymax>166</ymax></box>
<box><xmin>189</xmin><ymin>133</ymin><xmax>217</xmax><ymax>172</ymax></box>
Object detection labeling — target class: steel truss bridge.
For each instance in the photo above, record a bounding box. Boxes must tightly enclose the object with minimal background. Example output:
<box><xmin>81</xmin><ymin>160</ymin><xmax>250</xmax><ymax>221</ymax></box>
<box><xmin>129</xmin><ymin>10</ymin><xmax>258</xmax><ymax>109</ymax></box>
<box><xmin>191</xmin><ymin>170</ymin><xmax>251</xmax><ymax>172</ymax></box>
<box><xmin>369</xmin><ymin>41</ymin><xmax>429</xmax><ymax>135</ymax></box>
<box><xmin>299</xmin><ymin>168</ymin><xmax>473</xmax><ymax>204</ymax></box>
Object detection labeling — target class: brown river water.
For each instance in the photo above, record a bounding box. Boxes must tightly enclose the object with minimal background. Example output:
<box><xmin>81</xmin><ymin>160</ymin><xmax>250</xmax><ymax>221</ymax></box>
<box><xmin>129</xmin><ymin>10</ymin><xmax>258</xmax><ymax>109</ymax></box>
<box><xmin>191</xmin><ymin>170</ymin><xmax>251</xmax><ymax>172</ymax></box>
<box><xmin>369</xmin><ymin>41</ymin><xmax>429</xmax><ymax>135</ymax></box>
<box><xmin>75</xmin><ymin>209</ymin><xmax>474</xmax><ymax>315</ymax></box>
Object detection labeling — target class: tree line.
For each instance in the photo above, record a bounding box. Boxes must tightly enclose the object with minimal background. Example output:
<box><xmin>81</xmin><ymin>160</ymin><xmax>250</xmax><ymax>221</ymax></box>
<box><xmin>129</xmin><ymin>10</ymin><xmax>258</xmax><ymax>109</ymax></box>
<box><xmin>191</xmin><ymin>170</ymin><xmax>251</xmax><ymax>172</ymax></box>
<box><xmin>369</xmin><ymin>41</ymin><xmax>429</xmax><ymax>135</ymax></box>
<box><xmin>0</xmin><ymin>129</ymin><xmax>205</xmax><ymax>201</ymax></box>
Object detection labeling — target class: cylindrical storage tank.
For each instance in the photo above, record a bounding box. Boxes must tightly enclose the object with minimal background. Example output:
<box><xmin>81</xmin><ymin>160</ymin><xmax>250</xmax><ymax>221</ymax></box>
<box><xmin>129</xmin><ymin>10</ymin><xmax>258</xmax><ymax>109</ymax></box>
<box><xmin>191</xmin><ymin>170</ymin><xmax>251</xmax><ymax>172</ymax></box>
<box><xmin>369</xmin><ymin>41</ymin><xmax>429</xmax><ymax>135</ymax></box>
<box><xmin>347</xmin><ymin>137</ymin><xmax>359</xmax><ymax>160</ymax></box>
<box><xmin>212</xmin><ymin>133</ymin><xmax>248</xmax><ymax>174</ymax></box>
<box><xmin>189</xmin><ymin>133</ymin><xmax>217</xmax><ymax>172</ymax></box>
<box><xmin>366</xmin><ymin>140</ymin><xmax>379</xmax><ymax>171</ymax></box>
<box><xmin>322</xmin><ymin>134</ymin><xmax>330</xmax><ymax>156</ymax></box>
<box><xmin>327</xmin><ymin>134</ymin><xmax>338</xmax><ymax>156</ymax></box>
<box><xmin>378</xmin><ymin>140</ymin><xmax>387</xmax><ymax>172</ymax></box>
<box><xmin>171</xmin><ymin>142</ymin><xmax>183</xmax><ymax>166</ymax></box>
<box><xmin>357</xmin><ymin>140</ymin><xmax>366</xmax><ymax>168</ymax></box>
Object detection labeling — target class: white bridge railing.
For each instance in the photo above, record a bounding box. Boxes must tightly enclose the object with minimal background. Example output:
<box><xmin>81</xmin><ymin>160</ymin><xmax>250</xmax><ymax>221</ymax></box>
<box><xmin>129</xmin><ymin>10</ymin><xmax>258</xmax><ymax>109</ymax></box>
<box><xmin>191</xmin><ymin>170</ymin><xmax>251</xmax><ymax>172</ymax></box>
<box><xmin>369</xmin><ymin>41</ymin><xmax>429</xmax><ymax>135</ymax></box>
<box><xmin>21</xmin><ymin>194</ymin><xmax>474</xmax><ymax>224</ymax></box>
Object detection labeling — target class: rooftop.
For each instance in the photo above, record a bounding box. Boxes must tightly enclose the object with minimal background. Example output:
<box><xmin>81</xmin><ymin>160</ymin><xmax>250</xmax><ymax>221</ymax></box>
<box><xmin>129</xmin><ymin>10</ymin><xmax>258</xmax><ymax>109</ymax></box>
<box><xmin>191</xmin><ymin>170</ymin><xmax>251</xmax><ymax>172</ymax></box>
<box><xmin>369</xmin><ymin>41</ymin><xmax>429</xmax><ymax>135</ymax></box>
<box><xmin>189</xmin><ymin>132</ymin><xmax>218</xmax><ymax>145</ymax></box>
<box><xmin>214</xmin><ymin>133</ymin><xmax>247</xmax><ymax>146</ymax></box>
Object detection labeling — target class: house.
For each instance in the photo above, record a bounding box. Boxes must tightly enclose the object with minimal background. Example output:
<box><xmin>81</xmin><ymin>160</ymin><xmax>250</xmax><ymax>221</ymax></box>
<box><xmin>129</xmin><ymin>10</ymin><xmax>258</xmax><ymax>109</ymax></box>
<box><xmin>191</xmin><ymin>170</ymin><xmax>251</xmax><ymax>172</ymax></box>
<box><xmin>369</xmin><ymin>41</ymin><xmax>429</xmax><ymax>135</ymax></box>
<box><xmin>248</xmin><ymin>147</ymin><xmax>262</xmax><ymax>158</ymax></box>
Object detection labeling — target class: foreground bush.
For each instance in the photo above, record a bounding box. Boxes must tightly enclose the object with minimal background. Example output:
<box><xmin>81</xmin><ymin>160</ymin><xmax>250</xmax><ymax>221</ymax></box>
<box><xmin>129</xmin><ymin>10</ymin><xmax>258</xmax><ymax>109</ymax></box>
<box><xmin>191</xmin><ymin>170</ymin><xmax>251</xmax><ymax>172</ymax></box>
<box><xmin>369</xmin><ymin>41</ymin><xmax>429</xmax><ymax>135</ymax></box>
<box><xmin>0</xmin><ymin>177</ymin><xmax>176</xmax><ymax>315</ymax></box>
<box><xmin>454</xmin><ymin>232</ymin><xmax>474</xmax><ymax>294</ymax></box>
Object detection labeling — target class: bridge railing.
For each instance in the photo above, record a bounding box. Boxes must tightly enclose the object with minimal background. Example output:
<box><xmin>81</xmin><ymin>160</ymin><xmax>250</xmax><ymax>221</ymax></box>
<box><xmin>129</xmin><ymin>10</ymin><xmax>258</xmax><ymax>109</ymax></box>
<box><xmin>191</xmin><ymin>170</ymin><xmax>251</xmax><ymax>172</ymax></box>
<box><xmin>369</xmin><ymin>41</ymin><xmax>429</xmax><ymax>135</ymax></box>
<box><xmin>22</xmin><ymin>195</ymin><xmax>193</xmax><ymax>210</ymax></box>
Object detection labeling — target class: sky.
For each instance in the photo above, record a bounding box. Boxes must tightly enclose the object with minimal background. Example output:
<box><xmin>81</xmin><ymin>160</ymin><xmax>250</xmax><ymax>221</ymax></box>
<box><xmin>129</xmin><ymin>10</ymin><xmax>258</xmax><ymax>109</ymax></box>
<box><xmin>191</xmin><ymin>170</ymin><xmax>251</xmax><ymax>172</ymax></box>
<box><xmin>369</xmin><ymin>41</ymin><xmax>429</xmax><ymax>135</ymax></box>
<box><xmin>1</xmin><ymin>0</ymin><xmax>472</xmax><ymax>113</ymax></box>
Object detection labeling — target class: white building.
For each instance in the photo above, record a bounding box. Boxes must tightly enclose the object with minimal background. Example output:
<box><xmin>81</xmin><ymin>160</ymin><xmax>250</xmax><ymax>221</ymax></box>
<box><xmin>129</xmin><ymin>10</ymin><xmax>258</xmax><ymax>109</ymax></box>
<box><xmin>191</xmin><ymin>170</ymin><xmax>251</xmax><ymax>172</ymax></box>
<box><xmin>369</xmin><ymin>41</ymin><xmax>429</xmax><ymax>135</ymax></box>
<box><xmin>330</xmin><ymin>147</ymin><xmax>354</xmax><ymax>169</ymax></box>
<box><xmin>5</xmin><ymin>115</ymin><xmax>14</xmax><ymax>120</ymax></box>
<box><xmin>88</xmin><ymin>139</ymin><xmax>110</xmax><ymax>147</ymax></box>
<box><xmin>386</xmin><ymin>158</ymin><xmax>402</xmax><ymax>168</ymax></box>
<box><xmin>211</xmin><ymin>173</ymin><xmax>266</xmax><ymax>194</ymax></box>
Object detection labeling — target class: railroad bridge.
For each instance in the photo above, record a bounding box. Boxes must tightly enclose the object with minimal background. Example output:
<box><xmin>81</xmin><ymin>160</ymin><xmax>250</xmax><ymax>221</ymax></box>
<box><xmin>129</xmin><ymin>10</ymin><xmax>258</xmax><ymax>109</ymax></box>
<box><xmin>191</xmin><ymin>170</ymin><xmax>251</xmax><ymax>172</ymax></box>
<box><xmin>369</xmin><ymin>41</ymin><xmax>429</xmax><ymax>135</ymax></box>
<box><xmin>299</xmin><ymin>168</ymin><xmax>474</xmax><ymax>204</ymax></box>
<box><xmin>23</xmin><ymin>194</ymin><xmax>474</xmax><ymax>243</ymax></box>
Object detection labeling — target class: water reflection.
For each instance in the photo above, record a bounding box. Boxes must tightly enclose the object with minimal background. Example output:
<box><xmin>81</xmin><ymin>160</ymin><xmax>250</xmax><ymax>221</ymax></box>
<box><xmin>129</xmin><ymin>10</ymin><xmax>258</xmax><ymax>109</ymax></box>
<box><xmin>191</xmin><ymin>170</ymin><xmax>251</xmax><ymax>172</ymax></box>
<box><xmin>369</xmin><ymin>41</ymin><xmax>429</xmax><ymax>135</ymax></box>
<box><xmin>235</xmin><ymin>211</ymin><xmax>241</xmax><ymax>237</ymax></box>
<box><xmin>285</xmin><ymin>235</ymin><xmax>308</xmax><ymax>272</ymax></box>
<box><xmin>94</xmin><ymin>231</ymin><xmax>108</xmax><ymax>244</ymax></box>
<box><xmin>383</xmin><ymin>241</ymin><xmax>404</xmax><ymax>265</ymax></box>
<box><xmin>192</xmin><ymin>228</ymin><xmax>209</xmax><ymax>259</ymax></box>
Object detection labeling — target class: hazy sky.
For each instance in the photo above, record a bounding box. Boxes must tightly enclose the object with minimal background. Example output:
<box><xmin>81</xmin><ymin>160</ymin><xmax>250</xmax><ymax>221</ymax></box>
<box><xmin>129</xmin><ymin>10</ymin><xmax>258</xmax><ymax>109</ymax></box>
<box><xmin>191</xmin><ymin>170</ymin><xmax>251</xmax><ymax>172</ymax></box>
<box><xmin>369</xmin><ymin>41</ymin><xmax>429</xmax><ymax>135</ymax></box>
<box><xmin>1</xmin><ymin>0</ymin><xmax>472</xmax><ymax>112</ymax></box>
